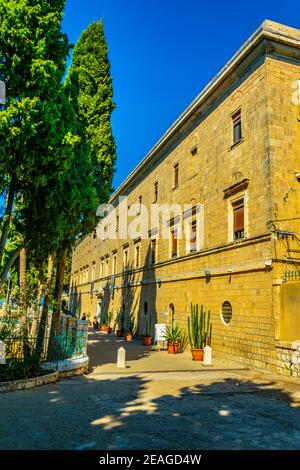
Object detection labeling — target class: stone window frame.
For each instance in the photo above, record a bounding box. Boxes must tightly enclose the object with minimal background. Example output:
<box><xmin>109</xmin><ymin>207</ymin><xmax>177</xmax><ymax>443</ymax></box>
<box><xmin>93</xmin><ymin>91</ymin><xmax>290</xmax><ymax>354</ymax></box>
<box><xmin>225</xmin><ymin>183</ymin><xmax>249</xmax><ymax>243</ymax></box>
<box><xmin>112</xmin><ymin>252</ymin><xmax>117</xmax><ymax>275</ymax></box>
<box><xmin>183</xmin><ymin>204</ymin><xmax>204</xmax><ymax>254</ymax></box>
<box><xmin>221</xmin><ymin>300</ymin><xmax>233</xmax><ymax>325</ymax></box>
<box><xmin>173</xmin><ymin>162</ymin><xmax>179</xmax><ymax>190</ymax></box>
<box><xmin>91</xmin><ymin>262</ymin><xmax>96</xmax><ymax>282</ymax></box>
<box><xmin>134</xmin><ymin>243</ymin><xmax>141</xmax><ymax>268</ymax></box>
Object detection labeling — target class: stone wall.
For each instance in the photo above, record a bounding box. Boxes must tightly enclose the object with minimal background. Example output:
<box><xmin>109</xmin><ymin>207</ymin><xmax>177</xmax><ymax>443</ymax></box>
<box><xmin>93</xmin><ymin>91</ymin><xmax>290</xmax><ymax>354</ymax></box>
<box><xmin>70</xmin><ymin>21</ymin><xmax>300</xmax><ymax>374</ymax></box>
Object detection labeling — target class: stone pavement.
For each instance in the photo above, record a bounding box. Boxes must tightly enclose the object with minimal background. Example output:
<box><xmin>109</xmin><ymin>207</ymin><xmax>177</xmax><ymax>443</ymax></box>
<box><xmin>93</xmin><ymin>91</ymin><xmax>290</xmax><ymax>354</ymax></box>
<box><xmin>87</xmin><ymin>330</ymin><xmax>247</xmax><ymax>374</ymax></box>
<box><xmin>1</xmin><ymin>330</ymin><xmax>300</xmax><ymax>450</ymax></box>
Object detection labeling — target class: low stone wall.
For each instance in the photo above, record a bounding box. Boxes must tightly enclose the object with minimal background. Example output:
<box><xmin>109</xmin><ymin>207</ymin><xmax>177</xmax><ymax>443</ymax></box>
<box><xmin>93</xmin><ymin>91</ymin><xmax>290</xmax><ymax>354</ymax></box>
<box><xmin>0</xmin><ymin>371</ymin><xmax>58</xmax><ymax>393</ymax></box>
<box><xmin>276</xmin><ymin>342</ymin><xmax>300</xmax><ymax>378</ymax></box>
<box><xmin>1</xmin><ymin>355</ymin><xmax>89</xmax><ymax>393</ymax></box>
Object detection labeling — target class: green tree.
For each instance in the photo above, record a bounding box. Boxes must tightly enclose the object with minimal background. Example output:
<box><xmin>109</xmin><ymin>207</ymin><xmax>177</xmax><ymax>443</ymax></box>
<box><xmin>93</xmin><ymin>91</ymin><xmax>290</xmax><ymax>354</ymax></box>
<box><xmin>0</xmin><ymin>0</ymin><xmax>70</xmax><ymax>285</ymax></box>
<box><xmin>51</xmin><ymin>21</ymin><xmax>117</xmax><ymax>333</ymax></box>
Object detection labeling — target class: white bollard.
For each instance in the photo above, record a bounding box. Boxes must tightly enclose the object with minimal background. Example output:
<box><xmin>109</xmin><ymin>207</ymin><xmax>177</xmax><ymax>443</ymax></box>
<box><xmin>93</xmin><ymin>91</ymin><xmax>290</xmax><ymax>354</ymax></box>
<box><xmin>0</xmin><ymin>340</ymin><xmax>6</xmax><ymax>365</ymax></box>
<box><xmin>203</xmin><ymin>345</ymin><xmax>212</xmax><ymax>366</ymax></box>
<box><xmin>117</xmin><ymin>347</ymin><xmax>126</xmax><ymax>368</ymax></box>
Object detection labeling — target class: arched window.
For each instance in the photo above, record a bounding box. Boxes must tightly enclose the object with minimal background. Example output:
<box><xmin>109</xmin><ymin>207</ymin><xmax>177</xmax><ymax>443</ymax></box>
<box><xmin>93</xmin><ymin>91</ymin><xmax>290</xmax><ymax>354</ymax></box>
<box><xmin>222</xmin><ymin>301</ymin><xmax>232</xmax><ymax>324</ymax></box>
<box><xmin>144</xmin><ymin>301</ymin><xmax>148</xmax><ymax>315</ymax></box>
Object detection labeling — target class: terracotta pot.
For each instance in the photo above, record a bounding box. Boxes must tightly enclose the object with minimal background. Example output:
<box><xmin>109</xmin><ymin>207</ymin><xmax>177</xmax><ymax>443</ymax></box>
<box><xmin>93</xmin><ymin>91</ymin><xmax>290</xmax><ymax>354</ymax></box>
<box><xmin>142</xmin><ymin>336</ymin><xmax>152</xmax><ymax>346</ymax></box>
<box><xmin>125</xmin><ymin>332</ymin><xmax>133</xmax><ymax>341</ymax></box>
<box><xmin>116</xmin><ymin>330</ymin><xmax>122</xmax><ymax>337</ymax></box>
<box><xmin>107</xmin><ymin>327</ymin><xmax>112</xmax><ymax>334</ymax></box>
<box><xmin>191</xmin><ymin>348</ymin><xmax>204</xmax><ymax>361</ymax></box>
<box><xmin>167</xmin><ymin>343</ymin><xmax>179</xmax><ymax>354</ymax></box>
<box><xmin>100</xmin><ymin>325</ymin><xmax>108</xmax><ymax>332</ymax></box>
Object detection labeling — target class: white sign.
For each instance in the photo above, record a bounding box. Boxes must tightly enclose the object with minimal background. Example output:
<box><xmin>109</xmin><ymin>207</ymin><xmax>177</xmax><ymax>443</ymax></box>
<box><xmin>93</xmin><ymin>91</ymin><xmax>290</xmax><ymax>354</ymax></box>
<box><xmin>0</xmin><ymin>340</ymin><xmax>6</xmax><ymax>365</ymax></box>
<box><xmin>154</xmin><ymin>323</ymin><xmax>166</xmax><ymax>342</ymax></box>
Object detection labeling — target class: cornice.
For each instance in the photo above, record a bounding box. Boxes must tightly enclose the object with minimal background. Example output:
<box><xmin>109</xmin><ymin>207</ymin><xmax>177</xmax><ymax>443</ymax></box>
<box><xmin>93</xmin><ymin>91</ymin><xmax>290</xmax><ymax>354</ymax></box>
<box><xmin>110</xmin><ymin>20</ymin><xmax>300</xmax><ymax>204</ymax></box>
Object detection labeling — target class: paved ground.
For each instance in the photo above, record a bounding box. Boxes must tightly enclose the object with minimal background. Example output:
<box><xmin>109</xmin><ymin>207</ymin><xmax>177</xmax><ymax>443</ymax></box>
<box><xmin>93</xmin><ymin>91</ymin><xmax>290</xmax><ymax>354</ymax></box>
<box><xmin>87</xmin><ymin>330</ymin><xmax>247</xmax><ymax>373</ymax></box>
<box><xmin>1</xmin><ymin>331</ymin><xmax>300</xmax><ymax>450</ymax></box>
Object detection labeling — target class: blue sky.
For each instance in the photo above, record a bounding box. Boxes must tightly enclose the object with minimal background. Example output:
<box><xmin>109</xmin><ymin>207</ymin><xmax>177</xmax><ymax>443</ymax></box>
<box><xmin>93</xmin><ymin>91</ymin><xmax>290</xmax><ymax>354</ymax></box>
<box><xmin>63</xmin><ymin>0</ymin><xmax>300</xmax><ymax>191</ymax></box>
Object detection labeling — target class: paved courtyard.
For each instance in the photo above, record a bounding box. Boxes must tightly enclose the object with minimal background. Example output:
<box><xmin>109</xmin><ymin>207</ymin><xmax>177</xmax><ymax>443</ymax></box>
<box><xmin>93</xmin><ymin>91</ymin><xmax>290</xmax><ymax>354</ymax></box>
<box><xmin>1</xmin><ymin>331</ymin><xmax>300</xmax><ymax>450</ymax></box>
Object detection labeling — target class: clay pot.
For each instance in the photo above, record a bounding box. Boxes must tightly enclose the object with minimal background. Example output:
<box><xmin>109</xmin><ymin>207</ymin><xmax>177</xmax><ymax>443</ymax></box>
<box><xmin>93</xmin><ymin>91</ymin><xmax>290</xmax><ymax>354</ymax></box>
<box><xmin>116</xmin><ymin>330</ymin><xmax>122</xmax><ymax>337</ymax></box>
<box><xmin>142</xmin><ymin>336</ymin><xmax>152</xmax><ymax>346</ymax></box>
<box><xmin>191</xmin><ymin>348</ymin><xmax>204</xmax><ymax>361</ymax></box>
<box><xmin>107</xmin><ymin>327</ymin><xmax>112</xmax><ymax>334</ymax></box>
<box><xmin>167</xmin><ymin>343</ymin><xmax>179</xmax><ymax>354</ymax></box>
<box><xmin>100</xmin><ymin>325</ymin><xmax>108</xmax><ymax>332</ymax></box>
<box><xmin>124</xmin><ymin>332</ymin><xmax>133</xmax><ymax>341</ymax></box>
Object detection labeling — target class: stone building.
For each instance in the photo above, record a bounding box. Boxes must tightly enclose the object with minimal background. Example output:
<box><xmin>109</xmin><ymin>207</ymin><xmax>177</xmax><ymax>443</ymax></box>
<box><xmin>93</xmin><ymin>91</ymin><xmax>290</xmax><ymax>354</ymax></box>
<box><xmin>70</xmin><ymin>20</ymin><xmax>300</xmax><ymax>376</ymax></box>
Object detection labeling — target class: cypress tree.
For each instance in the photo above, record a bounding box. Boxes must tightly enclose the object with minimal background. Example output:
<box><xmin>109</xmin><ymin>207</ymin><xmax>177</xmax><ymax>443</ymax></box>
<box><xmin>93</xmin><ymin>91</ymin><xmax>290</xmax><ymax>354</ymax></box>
<box><xmin>51</xmin><ymin>20</ymin><xmax>117</xmax><ymax>332</ymax></box>
<box><xmin>0</xmin><ymin>0</ymin><xmax>71</xmax><ymax>281</ymax></box>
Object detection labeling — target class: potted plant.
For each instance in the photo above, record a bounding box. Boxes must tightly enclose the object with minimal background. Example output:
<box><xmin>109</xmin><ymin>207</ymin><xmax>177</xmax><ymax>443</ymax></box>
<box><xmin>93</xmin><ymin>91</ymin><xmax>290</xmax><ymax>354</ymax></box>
<box><xmin>142</xmin><ymin>316</ymin><xmax>152</xmax><ymax>346</ymax></box>
<box><xmin>164</xmin><ymin>323</ymin><xmax>182</xmax><ymax>354</ymax></box>
<box><xmin>187</xmin><ymin>303</ymin><xmax>212</xmax><ymax>361</ymax></box>
<box><xmin>107</xmin><ymin>311</ymin><xmax>113</xmax><ymax>334</ymax></box>
<box><xmin>124</xmin><ymin>316</ymin><xmax>134</xmax><ymax>341</ymax></box>
<box><xmin>115</xmin><ymin>311</ymin><xmax>124</xmax><ymax>337</ymax></box>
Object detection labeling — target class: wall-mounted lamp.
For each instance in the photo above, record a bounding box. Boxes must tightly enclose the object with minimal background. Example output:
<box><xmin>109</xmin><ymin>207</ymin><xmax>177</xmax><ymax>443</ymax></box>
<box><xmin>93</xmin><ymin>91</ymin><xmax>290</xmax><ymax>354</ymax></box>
<box><xmin>264</xmin><ymin>260</ymin><xmax>272</xmax><ymax>268</ymax></box>
<box><xmin>204</xmin><ymin>269</ymin><xmax>211</xmax><ymax>283</ymax></box>
<box><xmin>295</xmin><ymin>172</ymin><xmax>300</xmax><ymax>182</ymax></box>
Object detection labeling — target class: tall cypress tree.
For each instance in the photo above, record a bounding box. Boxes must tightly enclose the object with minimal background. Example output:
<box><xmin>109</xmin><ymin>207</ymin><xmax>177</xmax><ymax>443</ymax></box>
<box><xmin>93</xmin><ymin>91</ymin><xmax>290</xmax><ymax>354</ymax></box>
<box><xmin>65</xmin><ymin>20</ymin><xmax>117</xmax><ymax>203</ymax></box>
<box><xmin>0</xmin><ymin>0</ymin><xmax>71</xmax><ymax>283</ymax></box>
<box><xmin>51</xmin><ymin>21</ymin><xmax>117</xmax><ymax>332</ymax></box>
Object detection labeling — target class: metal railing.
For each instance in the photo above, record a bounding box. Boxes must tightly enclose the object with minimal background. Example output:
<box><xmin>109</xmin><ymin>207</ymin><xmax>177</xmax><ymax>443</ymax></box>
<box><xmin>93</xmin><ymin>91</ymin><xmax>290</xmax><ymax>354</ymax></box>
<box><xmin>2</xmin><ymin>330</ymin><xmax>87</xmax><ymax>369</ymax></box>
<box><xmin>282</xmin><ymin>270</ymin><xmax>300</xmax><ymax>282</ymax></box>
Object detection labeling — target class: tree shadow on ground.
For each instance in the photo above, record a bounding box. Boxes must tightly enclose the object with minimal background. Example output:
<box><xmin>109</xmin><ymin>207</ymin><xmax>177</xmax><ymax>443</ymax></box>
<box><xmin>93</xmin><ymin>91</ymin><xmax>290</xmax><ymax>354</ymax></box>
<box><xmin>1</xmin><ymin>373</ymin><xmax>300</xmax><ymax>450</ymax></box>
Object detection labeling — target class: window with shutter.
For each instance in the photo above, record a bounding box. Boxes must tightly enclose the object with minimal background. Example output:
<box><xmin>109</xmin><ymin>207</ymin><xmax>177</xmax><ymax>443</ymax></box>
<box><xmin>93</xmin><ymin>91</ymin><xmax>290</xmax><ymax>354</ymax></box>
<box><xmin>151</xmin><ymin>239</ymin><xmax>156</xmax><ymax>264</ymax></box>
<box><xmin>154</xmin><ymin>182</ymin><xmax>158</xmax><ymax>203</ymax></box>
<box><xmin>171</xmin><ymin>228</ymin><xmax>178</xmax><ymax>258</ymax></box>
<box><xmin>233</xmin><ymin>199</ymin><xmax>244</xmax><ymax>239</ymax></box>
<box><xmin>173</xmin><ymin>163</ymin><xmax>179</xmax><ymax>188</ymax></box>
<box><xmin>190</xmin><ymin>219</ymin><xmax>197</xmax><ymax>252</ymax></box>
<box><xmin>232</xmin><ymin>110</ymin><xmax>242</xmax><ymax>144</ymax></box>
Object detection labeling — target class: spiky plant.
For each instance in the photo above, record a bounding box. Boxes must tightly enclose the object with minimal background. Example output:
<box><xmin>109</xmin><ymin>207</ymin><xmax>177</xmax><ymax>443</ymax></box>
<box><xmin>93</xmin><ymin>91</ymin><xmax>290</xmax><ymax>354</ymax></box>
<box><xmin>187</xmin><ymin>304</ymin><xmax>212</xmax><ymax>349</ymax></box>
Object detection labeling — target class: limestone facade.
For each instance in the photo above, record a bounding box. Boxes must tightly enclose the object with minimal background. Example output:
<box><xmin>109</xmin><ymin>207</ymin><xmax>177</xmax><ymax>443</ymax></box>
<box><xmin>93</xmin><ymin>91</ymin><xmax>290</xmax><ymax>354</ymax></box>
<box><xmin>71</xmin><ymin>20</ymin><xmax>300</xmax><ymax>374</ymax></box>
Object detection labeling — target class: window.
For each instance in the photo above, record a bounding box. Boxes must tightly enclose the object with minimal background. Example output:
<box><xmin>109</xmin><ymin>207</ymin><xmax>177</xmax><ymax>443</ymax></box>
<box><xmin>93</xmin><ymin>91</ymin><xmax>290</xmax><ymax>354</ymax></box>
<box><xmin>100</xmin><ymin>260</ymin><xmax>104</xmax><ymax>278</ymax></box>
<box><xmin>222</xmin><ymin>301</ymin><xmax>232</xmax><ymax>324</ymax></box>
<box><xmin>135</xmin><ymin>245</ymin><xmax>140</xmax><ymax>268</ymax></box>
<box><xmin>154</xmin><ymin>181</ymin><xmax>158</xmax><ymax>203</ymax></box>
<box><xmin>191</xmin><ymin>145</ymin><xmax>198</xmax><ymax>157</ymax></box>
<box><xmin>92</xmin><ymin>263</ymin><xmax>96</xmax><ymax>281</ymax></box>
<box><xmin>105</xmin><ymin>258</ymin><xmax>109</xmax><ymax>276</ymax></box>
<box><xmin>171</xmin><ymin>228</ymin><xmax>178</xmax><ymax>258</ymax></box>
<box><xmin>232</xmin><ymin>110</ymin><xmax>242</xmax><ymax>144</ymax></box>
<box><xmin>151</xmin><ymin>239</ymin><xmax>156</xmax><ymax>264</ymax></box>
<box><xmin>144</xmin><ymin>301</ymin><xmax>148</xmax><ymax>315</ymax></box>
<box><xmin>138</xmin><ymin>195</ymin><xmax>142</xmax><ymax>215</ymax></box>
<box><xmin>173</xmin><ymin>163</ymin><xmax>179</xmax><ymax>188</ymax></box>
<box><xmin>189</xmin><ymin>218</ymin><xmax>197</xmax><ymax>252</ymax></box>
<box><xmin>112</xmin><ymin>255</ymin><xmax>117</xmax><ymax>274</ymax></box>
<box><xmin>116</xmin><ymin>215</ymin><xmax>119</xmax><ymax>233</ymax></box>
<box><xmin>232</xmin><ymin>199</ymin><xmax>244</xmax><ymax>240</ymax></box>
<box><xmin>123</xmin><ymin>249</ymin><xmax>128</xmax><ymax>269</ymax></box>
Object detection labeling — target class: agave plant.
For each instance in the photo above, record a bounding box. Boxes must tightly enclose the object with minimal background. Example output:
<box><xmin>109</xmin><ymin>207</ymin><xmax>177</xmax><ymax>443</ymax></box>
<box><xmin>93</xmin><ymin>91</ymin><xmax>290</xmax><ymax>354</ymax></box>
<box><xmin>164</xmin><ymin>323</ymin><xmax>182</xmax><ymax>344</ymax></box>
<box><xmin>187</xmin><ymin>303</ymin><xmax>212</xmax><ymax>350</ymax></box>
